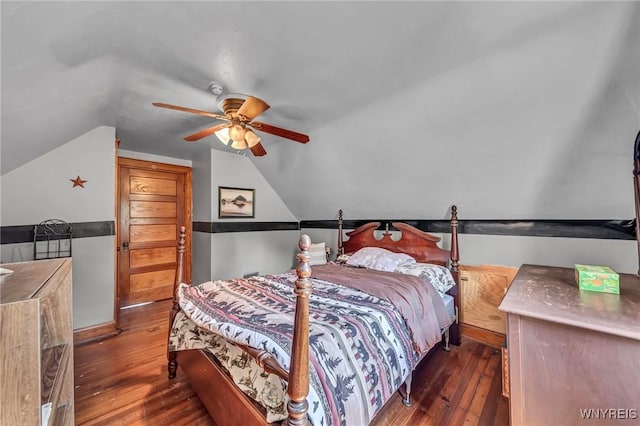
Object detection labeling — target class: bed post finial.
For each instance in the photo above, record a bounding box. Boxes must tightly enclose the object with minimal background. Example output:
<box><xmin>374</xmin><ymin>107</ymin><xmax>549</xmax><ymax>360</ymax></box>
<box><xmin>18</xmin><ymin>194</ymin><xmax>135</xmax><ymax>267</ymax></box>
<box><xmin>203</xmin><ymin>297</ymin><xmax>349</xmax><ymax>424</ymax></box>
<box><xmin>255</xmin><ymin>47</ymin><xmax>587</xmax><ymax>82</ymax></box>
<box><xmin>338</xmin><ymin>209</ymin><xmax>344</xmax><ymax>256</ymax></box>
<box><xmin>383</xmin><ymin>222</ymin><xmax>392</xmax><ymax>236</ymax></box>
<box><xmin>450</xmin><ymin>206</ymin><xmax>459</xmax><ymax>273</ymax></box>
<box><xmin>286</xmin><ymin>234</ymin><xmax>312</xmax><ymax>426</ymax></box>
<box><xmin>448</xmin><ymin>207</ymin><xmax>462</xmax><ymax>346</ymax></box>
<box><xmin>168</xmin><ymin>225</ymin><xmax>187</xmax><ymax>379</ymax></box>
<box><xmin>175</xmin><ymin>226</ymin><xmax>186</xmax><ymax>286</ymax></box>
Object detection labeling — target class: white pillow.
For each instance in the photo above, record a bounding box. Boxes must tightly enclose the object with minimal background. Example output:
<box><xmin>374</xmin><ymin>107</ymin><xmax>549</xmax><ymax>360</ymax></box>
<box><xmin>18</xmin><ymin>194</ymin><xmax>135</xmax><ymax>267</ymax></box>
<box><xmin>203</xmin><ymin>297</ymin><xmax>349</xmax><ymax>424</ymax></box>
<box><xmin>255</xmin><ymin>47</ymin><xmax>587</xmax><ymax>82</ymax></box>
<box><xmin>308</xmin><ymin>242</ymin><xmax>327</xmax><ymax>266</ymax></box>
<box><xmin>394</xmin><ymin>262</ymin><xmax>456</xmax><ymax>295</ymax></box>
<box><xmin>346</xmin><ymin>247</ymin><xmax>415</xmax><ymax>272</ymax></box>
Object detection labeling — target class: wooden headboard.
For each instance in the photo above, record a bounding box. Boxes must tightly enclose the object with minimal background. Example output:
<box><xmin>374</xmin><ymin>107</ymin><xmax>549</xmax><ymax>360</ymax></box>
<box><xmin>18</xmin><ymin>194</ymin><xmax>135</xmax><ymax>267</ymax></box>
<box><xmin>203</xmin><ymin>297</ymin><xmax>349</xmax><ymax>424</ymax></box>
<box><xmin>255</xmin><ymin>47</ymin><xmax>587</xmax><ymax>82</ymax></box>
<box><xmin>338</xmin><ymin>206</ymin><xmax>459</xmax><ymax>269</ymax></box>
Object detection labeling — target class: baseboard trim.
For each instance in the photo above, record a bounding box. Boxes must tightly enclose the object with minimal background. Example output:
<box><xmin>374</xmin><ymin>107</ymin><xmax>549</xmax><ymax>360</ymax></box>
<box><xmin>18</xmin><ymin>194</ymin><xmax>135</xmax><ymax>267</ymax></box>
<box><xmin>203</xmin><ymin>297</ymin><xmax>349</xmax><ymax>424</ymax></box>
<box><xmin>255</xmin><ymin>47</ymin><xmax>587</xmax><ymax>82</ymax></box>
<box><xmin>461</xmin><ymin>323</ymin><xmax>505</xmax><ymax>348</ymax></box>
<box><xmin>74</xmin><ymin>321</ymin><xmax>121</xmax><ymax>345</ymax></box>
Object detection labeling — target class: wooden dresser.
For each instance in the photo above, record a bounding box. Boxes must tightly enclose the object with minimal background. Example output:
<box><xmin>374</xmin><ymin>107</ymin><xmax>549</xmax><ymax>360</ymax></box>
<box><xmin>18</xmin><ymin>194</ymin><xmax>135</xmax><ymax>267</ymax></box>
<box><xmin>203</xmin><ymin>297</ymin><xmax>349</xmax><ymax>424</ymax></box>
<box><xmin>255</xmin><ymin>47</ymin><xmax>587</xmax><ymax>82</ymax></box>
<box><xmin>499</xmin><ymin>264</ymin><xmax>640</xmax><ymax>426</ymax></box>
<box><xmin>1</xmin><ymin>258</ymin><xmax>74</xmax><ymax>426</ymax></box>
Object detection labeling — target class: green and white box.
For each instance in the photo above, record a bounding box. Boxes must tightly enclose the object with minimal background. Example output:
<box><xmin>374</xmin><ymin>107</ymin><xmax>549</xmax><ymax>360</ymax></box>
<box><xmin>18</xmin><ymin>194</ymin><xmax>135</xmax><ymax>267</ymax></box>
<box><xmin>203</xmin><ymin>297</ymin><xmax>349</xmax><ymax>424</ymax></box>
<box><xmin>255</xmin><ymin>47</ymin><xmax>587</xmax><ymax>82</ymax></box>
<box><xmin>575</xmin><ymin>264</ymin><xmax>620</xmax><ymax>295</ymax></box>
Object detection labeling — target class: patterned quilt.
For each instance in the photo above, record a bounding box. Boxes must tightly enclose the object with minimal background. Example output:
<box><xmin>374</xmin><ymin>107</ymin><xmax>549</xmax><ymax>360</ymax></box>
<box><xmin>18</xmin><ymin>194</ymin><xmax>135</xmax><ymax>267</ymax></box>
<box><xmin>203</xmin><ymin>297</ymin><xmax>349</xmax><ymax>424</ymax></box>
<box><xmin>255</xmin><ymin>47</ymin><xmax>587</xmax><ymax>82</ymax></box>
<box><xmin>173</xmin><ymin>268</ymin><xmax>447</xmax><ymax>426</ymax></box>
<box><xmin>169</xmin><ymin>311</ymin><xmax>288</xmax><ymax>422</ymax></box>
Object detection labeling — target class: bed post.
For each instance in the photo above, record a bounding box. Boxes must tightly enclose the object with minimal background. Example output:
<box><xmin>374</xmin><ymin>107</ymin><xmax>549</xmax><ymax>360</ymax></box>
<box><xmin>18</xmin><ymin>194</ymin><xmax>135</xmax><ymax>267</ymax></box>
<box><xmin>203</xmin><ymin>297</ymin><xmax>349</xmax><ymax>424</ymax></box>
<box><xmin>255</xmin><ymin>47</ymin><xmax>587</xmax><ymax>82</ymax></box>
<box><xmin>450</xmin><ymin>205</ymin><xmax>459</xmax><ymax>277</ymax></box>
<box><xmin>633</xmin><ymin>130</ymin><xmax>640</xmax><ymax>275</ymax></box>
<box><xmin>337</xmin><ymin>209</ymin><xmax>344</xmax><ymax>256</ymax></box>
<box><xmin>284</xmin><ymin>234</ymin><xmax>312</xmax><ymax>426</ymax></box>
<box><xmin>448</xmin><ymin>206</ymin><xmax>461</xmax><ymax>346</ymax></box>
<box><xmin>167</xmin><ymin>225</ymin><xmax>187</xmax><ymax>379</ymax></box>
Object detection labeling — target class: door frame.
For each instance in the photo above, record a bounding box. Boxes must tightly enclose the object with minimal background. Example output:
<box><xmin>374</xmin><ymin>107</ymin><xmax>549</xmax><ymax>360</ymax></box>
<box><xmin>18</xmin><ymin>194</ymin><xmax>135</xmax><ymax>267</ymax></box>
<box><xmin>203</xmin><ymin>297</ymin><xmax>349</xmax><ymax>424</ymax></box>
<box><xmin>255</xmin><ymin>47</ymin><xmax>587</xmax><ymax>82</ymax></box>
<box><xmin>115</xmin><ymin>157</ymin><xmax>192</xmax><ymax>324</ymax></box>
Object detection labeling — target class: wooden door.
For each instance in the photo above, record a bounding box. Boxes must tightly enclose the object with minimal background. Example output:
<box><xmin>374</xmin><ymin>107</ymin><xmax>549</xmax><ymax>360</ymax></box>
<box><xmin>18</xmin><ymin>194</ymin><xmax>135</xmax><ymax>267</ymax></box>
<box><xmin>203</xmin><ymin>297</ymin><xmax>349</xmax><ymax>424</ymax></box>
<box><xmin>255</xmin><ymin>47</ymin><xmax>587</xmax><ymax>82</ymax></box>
<box><xmin>117</xmin><ymin>158</ymin><xmax>191</xmax><ymax>308</ymax></box>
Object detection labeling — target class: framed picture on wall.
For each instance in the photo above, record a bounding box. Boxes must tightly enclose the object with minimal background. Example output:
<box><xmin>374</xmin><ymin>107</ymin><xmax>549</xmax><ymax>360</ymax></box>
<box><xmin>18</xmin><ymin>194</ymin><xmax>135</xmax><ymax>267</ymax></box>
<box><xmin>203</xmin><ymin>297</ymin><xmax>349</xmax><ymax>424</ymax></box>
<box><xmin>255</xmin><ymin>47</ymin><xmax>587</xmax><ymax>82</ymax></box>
<box><xmin>218</xmin><ymin>186</ymin><xmax>255</xmax><ymax>218</ymax></box>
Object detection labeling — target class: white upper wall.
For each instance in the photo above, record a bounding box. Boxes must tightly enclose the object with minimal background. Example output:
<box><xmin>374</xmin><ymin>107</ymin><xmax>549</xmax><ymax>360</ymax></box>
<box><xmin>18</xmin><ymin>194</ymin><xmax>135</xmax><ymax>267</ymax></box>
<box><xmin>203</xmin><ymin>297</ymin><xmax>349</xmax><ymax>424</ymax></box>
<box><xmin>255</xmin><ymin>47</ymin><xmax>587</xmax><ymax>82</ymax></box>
<box><xmin>0</xmin><ymin>126</ymin><xmax>117</xmax><ymax>330</ymax></box>
<box><xmin>255</xmin><ymin>2</ymin><xmax>640</xmax><ymax>221</ymax></box>
<box><xmin>1</xmin><ymin>126</ymin><xmax>116</xmax><ymax>225</ymax></box>
<box><xmin>211</xmin><ymin>150</ymin><xmax>296</xmax><ymax>221</ymax></box>
<box><xmin>190</xmin><ymin>149</ymin><xmax>299</xmax><ymax>281</ymax></box>
<box><xmin>192</xmin><ymin>149</ymin><xmax>213</xmax><ymax>222</ymax></box>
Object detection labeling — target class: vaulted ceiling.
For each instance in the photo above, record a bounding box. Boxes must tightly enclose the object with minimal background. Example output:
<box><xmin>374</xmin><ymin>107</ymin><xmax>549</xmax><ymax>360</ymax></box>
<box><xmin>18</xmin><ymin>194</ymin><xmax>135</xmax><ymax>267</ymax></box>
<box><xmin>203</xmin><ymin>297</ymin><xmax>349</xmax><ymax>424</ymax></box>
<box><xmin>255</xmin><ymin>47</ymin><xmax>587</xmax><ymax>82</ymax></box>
<box><xmin>2</xmin><ymin>2</ymin><xmax>639</xmax><ymax>220</ymax></box>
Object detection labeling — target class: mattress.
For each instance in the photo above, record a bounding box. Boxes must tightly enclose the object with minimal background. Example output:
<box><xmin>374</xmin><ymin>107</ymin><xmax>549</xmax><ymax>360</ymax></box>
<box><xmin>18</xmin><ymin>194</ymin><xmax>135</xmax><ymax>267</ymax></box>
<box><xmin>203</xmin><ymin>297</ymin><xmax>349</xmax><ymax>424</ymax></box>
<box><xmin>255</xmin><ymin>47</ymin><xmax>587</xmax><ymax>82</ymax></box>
<box><xmin>441</xmin><ymin>293</ymin><xmax>455</xmax><ymax>322</ymax></box>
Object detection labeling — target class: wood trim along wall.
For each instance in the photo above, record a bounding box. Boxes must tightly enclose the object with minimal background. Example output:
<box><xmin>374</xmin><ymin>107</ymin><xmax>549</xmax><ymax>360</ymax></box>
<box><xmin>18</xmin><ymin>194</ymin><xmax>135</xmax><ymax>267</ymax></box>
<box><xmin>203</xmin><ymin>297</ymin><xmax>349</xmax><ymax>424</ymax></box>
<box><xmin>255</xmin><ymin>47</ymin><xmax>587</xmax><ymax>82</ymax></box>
<box><xmin>73</xmin><ymin>321</ymin><xmax>121</xmax><ymax>345</ymax></box>
<box><xmin>461</xmin><ymin>323</ymin><xmax>505</xmax><ymax>349</ymax></box>
<box><xmin>1</xmin><ymin>221</ymin><xmax>115</xmax><ymax>244</ymax></box>
<box><xmin>193</xmin><ymin>221</ymin><xmax>300</xmax><ymax>233</ymax></box>
<box><xmin>300</xmin><ymin>219</ymin><xmax>635</xmax><ymax>240</ymax></box>
<box><xmin>2</xmin><ymin>219</ymin><xmax>634</xmax><ymax>242</ymax></box>
<box><xmin>114</xmin><ymin>139</ymin><xmax>120</xmax><ymax>338</ymax></box>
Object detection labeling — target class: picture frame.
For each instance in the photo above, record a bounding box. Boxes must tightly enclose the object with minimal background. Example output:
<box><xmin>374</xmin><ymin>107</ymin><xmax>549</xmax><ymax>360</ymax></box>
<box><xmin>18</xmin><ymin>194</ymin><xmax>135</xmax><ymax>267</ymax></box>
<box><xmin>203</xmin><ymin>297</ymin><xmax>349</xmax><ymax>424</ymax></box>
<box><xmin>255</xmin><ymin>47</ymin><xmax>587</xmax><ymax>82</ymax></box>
<box><xmin>218</xmin><ymin>186</ymin><xmax>255</xmax><ymax>218</ymax></box>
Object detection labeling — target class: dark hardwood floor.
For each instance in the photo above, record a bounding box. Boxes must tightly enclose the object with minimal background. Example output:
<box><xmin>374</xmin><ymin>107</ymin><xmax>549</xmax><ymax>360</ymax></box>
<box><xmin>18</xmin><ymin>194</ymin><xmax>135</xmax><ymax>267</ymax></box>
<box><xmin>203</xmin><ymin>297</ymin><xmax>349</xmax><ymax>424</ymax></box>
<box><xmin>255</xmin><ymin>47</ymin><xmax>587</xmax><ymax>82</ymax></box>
<box><xmin>74</xmin><ymin>300</ymin><xmax>509</xmax><ymax>425</ymax></box>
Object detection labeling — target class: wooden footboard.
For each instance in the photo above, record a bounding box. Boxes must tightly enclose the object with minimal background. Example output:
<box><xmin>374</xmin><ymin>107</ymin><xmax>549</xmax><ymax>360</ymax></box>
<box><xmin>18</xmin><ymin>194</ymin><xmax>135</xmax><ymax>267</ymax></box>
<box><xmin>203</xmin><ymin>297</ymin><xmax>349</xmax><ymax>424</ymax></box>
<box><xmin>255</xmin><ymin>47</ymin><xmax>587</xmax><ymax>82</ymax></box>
<box><xmin>178</xmin><ymin>349</ymin><xmax>276</xmax><ymax>426</ymax></box>
<box><xmin>168</xmin><ymin>228</ymin><xmax>313</xmax><ymax>425</ymax></box>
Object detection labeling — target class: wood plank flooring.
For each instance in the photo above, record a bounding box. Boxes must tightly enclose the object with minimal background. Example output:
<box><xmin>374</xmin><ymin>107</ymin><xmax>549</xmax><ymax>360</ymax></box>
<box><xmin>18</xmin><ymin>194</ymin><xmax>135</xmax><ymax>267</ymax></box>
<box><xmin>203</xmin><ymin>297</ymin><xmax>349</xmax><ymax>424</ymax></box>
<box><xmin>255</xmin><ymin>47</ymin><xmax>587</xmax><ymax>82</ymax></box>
<box><xmin>74</xmin><ymin>300</ymin><xmax>509</xmax><ymax>425</ymax></box>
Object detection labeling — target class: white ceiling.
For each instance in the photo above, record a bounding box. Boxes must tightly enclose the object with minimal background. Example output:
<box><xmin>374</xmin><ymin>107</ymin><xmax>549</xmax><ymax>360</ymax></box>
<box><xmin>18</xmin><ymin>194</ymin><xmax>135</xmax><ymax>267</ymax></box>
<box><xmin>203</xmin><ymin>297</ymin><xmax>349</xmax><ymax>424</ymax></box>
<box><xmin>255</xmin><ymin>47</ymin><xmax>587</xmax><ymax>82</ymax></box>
<box><xmin>2</xmin><ymin>1</ymin><xmax>639</xmax><ymax>219</ymax></box>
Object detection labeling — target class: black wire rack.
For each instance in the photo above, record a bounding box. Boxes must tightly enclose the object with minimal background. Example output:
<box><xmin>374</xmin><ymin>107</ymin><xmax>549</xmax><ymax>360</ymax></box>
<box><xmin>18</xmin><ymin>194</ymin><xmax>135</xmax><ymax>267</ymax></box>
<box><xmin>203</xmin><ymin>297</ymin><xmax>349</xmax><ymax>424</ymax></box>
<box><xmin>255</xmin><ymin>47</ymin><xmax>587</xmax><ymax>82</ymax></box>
<box><xmin>33</xmin><ymin>219</ymin><xmax>72</xmax><ymax>260</ymax></box>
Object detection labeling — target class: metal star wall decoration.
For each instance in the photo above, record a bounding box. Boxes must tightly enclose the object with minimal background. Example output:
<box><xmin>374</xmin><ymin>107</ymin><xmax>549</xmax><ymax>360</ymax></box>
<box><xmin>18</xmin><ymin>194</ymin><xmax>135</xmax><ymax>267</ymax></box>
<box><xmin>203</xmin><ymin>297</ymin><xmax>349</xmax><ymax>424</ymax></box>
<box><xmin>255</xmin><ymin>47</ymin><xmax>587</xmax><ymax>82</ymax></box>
<box><xmin>70</xmin><ymin>176</ymin><xmax>87</xmax><ymax>188</ymax></box>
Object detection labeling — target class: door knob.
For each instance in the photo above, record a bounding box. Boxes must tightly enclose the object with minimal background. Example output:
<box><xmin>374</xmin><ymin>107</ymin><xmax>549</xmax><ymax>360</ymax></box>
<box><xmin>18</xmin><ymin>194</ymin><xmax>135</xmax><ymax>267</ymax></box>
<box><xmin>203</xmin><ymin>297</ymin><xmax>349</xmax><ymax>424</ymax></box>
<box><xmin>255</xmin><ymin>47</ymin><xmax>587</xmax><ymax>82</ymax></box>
<box><xmin>123</xmin><ymin>242</ymin><xmax>129</xmax><ymax>252</ymax></box>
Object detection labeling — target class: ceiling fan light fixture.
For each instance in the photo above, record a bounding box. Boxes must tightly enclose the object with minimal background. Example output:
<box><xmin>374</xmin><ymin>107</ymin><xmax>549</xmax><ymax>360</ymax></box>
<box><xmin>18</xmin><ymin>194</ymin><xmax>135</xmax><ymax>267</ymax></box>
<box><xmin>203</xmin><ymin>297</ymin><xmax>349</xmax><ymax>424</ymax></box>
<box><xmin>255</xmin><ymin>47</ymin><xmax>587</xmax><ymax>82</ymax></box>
<box><xmin>245</xmin><ymin>129</ymin><xmax>261</xmax><ymax>148</ymax></box>
<box><xmin>229</xmin><ymin>123</ymin><xmax>246</xmax><ymax>142</ymax></box>
<box><xmin>214</xmin><ymin>127</ymin><xmax>231</xmax><ymax>145</ymax></box>
<box><xmin>230</xmin><ymin>139</ymin><xmax>248</xmax><ymax>150</ymax></box>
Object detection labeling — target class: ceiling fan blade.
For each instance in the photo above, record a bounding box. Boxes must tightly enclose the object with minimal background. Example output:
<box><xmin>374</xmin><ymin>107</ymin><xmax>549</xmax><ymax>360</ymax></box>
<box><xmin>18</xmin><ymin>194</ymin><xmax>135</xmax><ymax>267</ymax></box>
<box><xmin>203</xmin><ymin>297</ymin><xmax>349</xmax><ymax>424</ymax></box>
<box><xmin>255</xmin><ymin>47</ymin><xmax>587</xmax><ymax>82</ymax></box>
<box><xmin>152</xmin><ymin>102</ymin><xmax>228</xmax><ymax>121</ymax></box>
<box><xmin>236</xmin><ymin>96</ymin><xmax>270</xmax><ymax>121</ymax></box>
<box><xmin>250</xmin><ymin>142</ymin><xmax>267</xmax><ymax>157</ymax></box>
<box><xmin>183</xmin><ymin>123</ymin><xmax>230</xmax><ymax>142</ymax></box>
<box><xmin>250</xmin><ymin>121</ymin><xmax>310</xmax><ymax>144</ymax></box>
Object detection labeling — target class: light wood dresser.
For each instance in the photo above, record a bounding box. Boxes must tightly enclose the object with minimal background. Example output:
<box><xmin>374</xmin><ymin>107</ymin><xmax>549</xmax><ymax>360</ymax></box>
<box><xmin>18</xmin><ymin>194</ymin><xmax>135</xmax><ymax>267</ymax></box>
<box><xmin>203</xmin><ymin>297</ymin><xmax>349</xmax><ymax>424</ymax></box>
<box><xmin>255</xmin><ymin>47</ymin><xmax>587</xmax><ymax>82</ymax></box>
<box><xmin>459</xmin><ymin>264</ymin><xmax>518</xmax><ymax>347</ymax></box>
<box><xmin>1</xmin><ymin>258</ymin><xmax>74</xmax><ymax>426</ymax></box>
<box><xmin>499</xmin><ymin>264</ymin><xmax>640</xmax><ymax>426</ymax></box>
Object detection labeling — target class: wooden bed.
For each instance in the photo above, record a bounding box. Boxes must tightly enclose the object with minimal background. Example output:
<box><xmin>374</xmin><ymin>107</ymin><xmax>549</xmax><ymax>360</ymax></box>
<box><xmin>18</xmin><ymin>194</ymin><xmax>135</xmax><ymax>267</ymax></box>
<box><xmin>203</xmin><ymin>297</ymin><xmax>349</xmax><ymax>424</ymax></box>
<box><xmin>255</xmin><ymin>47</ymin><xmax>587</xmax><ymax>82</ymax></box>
<box><xmin>167</xmin><ymin>206</ymin><xmax>460</xmax><ymax>426</ymax></box>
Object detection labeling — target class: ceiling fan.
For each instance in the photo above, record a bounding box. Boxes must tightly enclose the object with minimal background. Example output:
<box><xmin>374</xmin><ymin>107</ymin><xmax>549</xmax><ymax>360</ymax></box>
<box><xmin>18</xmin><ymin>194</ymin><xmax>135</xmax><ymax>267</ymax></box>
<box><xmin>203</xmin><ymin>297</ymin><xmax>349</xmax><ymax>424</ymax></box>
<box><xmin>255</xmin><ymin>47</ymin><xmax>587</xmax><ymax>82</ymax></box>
<box><xmin>152</xmin><ymin>93</ymin><xmax>310</xmax><ymax>157</ymax></box>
